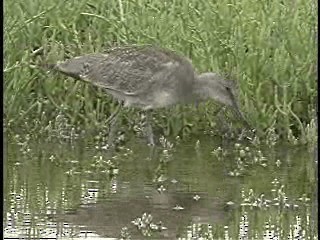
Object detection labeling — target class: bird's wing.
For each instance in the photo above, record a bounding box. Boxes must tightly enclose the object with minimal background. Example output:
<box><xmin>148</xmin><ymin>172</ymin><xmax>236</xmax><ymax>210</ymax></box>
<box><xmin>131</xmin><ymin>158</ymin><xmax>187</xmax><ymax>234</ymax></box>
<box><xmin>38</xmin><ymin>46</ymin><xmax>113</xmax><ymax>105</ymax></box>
<box><xmin>82</xmin><ymin>47</ymin><xmax>186</xmax><ymax>95</ymax></box>
<box><xmin>53</xmin><ymin>46</ymin><xmax>191</xmax><ymax>95</ymax></box>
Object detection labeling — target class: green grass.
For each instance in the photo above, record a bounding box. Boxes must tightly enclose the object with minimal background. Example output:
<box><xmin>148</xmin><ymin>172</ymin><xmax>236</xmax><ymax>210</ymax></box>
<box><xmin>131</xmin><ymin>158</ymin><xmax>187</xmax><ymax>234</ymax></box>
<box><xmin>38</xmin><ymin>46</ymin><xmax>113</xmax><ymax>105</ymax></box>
<box><xmin>4</xmin><ymin>0</ymin><xmax>317</xmax><ymax>144</ymax></box>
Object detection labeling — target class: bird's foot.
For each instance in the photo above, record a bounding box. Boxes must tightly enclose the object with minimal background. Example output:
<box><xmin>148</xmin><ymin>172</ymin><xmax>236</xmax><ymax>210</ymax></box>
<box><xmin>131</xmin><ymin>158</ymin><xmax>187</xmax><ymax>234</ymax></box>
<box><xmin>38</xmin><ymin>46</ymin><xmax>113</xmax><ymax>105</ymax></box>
<box><xmin>147</xmin><ymin>136</ymin><xmax>155</xmax><ymax>147</ymax></box>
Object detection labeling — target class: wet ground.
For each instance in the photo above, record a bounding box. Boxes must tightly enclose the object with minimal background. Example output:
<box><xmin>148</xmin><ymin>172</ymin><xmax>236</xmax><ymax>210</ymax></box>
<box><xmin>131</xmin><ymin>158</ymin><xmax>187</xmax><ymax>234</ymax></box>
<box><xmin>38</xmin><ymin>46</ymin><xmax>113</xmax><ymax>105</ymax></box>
<box><xmin>3</xmin><ymin>133</ymin><xmax>318</xmax><ymax>239</ymax></box>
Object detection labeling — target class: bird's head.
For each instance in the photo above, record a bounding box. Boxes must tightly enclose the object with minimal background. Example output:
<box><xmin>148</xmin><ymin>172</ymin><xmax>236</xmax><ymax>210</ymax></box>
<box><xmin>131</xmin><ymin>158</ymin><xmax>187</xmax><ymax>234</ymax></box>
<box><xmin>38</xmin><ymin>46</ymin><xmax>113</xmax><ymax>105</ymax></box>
<box><xmin>195</xmin><ymin>72</ymin><xmax>250</xmax><ymax>128</ymax></box>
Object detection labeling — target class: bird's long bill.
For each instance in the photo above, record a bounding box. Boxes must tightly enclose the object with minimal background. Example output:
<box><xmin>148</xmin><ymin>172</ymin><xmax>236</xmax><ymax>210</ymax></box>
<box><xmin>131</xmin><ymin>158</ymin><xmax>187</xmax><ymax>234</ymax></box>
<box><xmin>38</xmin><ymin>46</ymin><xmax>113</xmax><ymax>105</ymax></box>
<box><xmin>233</xmin><ymin>106</ymin><xmax>251</xmax><ymax>128</ymax></box>
<box><xmin>229</xmin><ymin>92</ymin><xmax>251</xmax><ymax>129</ymax></box>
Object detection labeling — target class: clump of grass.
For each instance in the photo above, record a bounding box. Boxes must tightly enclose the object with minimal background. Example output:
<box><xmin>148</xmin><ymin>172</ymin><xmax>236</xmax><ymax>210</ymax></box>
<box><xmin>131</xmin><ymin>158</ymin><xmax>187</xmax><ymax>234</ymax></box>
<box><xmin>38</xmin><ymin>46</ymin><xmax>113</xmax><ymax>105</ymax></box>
<box><xmin>4</xmin><ymin>0</ymin><xmax>317</xmax><ymax>144</ymax></box>
<box><xmin>212</xmin><ymin>142</ymin><xmax>269</xmax><ymax>176</ymax></box>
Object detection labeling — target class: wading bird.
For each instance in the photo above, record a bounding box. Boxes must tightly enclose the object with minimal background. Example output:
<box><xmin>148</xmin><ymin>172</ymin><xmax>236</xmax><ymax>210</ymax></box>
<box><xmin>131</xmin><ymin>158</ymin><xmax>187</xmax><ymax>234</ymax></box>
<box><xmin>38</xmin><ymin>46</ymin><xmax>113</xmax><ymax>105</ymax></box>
<box><xmin>47</xmin><ymin>45</ymin><xmax>249</xmax><ymax>146</ymax></box>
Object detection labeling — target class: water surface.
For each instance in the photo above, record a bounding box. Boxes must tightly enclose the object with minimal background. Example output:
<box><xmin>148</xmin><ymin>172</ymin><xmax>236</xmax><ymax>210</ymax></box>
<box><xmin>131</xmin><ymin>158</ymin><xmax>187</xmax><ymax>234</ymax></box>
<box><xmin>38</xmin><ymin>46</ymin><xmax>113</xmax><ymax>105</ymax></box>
<box><xmin>3</xmin><ymin>134</ymin><xmax>317</xmax><ymax>239</ymax></box>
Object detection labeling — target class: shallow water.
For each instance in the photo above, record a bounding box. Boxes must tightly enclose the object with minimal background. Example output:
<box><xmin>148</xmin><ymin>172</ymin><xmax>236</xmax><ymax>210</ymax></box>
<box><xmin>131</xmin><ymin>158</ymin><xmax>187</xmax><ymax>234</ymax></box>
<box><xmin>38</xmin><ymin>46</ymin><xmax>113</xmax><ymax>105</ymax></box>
<box><xmin>3</xmin><ymin>134</ymin><xmax>318</xmax><ymax>239</ymax></box>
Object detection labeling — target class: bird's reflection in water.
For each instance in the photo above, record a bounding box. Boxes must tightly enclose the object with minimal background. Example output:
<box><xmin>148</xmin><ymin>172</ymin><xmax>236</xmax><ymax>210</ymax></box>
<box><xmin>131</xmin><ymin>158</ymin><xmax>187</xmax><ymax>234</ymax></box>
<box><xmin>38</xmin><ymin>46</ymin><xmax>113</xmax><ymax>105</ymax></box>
<box><xmin>58</xmin><ymin>184</ymin><xmax>226</xmax><ymax>239</ymax></box>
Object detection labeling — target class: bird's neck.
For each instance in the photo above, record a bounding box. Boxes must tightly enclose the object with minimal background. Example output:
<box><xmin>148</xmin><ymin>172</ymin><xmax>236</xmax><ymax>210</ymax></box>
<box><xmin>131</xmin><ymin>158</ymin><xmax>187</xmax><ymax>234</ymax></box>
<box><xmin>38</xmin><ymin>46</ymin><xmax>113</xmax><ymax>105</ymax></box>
<box><xmin>191</xmin><ymin>77</ymin><xmax>212</xmax><ymax>103</ymax></box>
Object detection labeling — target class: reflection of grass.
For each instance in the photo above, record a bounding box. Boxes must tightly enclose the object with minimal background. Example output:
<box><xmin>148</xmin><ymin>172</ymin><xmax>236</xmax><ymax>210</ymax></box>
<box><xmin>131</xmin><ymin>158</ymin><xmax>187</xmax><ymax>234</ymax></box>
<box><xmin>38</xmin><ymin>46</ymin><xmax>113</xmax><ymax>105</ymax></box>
<box><xmin>211</xmin><ymin>142</ymin><xmax>318</xmax><ymax>239</ymax></box>
<box><xmin>212</xmin><ymin>141</ymin><xmax>269</xmax><ymax>176</ymax></box>
<box><xmin>4</xmin><ymin>0</ymin><xmax>316</xmax><ymax>144</ymax></box>
<box><xmin>4</xmin><ymin>134</ymin><xmax>317</xmax><ymax>239</ymax></box>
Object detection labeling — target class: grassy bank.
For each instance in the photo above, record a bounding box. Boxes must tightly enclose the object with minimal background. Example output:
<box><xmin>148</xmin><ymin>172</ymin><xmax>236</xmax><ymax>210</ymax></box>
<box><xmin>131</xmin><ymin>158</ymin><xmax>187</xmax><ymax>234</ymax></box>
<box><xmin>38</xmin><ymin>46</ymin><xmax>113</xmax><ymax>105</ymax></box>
<box><xmin>4</xmin><ymin>0</ymin><xmax>317</xmax><ymax>144</ymax></box>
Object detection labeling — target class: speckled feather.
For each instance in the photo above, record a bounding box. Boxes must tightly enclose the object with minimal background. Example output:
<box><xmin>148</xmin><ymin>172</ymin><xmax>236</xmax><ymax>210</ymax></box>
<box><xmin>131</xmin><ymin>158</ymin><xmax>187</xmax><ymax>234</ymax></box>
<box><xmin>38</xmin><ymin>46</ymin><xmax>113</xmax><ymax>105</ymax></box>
<box><xmin>54</xmin><ymin>46</ymin><xmax>196</xmax><ymax>108</ymax></box>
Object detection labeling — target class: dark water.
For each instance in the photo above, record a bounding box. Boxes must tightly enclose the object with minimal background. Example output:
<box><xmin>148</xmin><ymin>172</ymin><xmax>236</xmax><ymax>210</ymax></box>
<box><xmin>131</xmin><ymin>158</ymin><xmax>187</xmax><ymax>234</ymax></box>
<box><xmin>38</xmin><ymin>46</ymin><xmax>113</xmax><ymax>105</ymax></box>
<box><xmin>3</xmin><ymin>134</ymin><xmax>318</xmax><ymax>239</ymax></box>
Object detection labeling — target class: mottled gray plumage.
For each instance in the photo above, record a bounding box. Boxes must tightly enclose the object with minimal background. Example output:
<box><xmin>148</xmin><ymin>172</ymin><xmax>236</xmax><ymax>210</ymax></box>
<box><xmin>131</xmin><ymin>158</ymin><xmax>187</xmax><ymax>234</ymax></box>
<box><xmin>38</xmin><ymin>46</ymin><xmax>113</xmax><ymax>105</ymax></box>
<box><xmin>48</xmin><ymin>45</ymin><xmax>249</xmax><ymax>146</ymax></box>
<box><xmin>53</xmin><ymin>46</ymin><xmax>195</xmax><ymax>110</ymax></box>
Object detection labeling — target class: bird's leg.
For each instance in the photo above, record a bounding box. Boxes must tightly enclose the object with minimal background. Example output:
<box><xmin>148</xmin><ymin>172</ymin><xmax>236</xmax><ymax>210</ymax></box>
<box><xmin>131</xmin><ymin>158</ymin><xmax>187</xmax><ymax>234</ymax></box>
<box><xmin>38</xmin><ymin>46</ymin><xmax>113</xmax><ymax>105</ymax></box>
<box><xmin>106</xmin><ymin>102</ymin><xmax>122</xmax><ymax>125</ymax></box>
<box><xmin>107</xmin><ymin>104</ymin><xmax>122</xmax><ymax>150</ymax></box>
<box><xmin>107</xmin><ymin>112</ymin><xmax>120</xmax><ymax>149</ymax></box>
<box><xmin>145</xmin><ymin>111</ymin><xmax>155</xmax><ymax>146</ymax></box>
<box><xmin>148</xmin><ymin>143</ymin><xmax>157</xmax><ymax>160</ymax></box>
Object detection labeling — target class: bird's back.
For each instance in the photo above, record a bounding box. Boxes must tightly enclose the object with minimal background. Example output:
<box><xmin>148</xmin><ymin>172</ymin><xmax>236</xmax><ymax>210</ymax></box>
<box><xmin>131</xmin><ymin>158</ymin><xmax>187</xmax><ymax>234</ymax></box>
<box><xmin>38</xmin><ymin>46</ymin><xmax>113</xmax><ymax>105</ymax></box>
<box><xmin>53</xmin><ymin>45</ymin><xmax>196</xmax><ymax>109</ymax></box>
